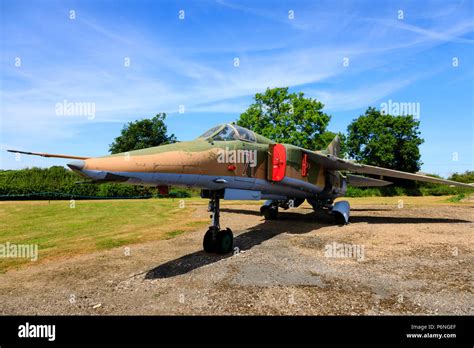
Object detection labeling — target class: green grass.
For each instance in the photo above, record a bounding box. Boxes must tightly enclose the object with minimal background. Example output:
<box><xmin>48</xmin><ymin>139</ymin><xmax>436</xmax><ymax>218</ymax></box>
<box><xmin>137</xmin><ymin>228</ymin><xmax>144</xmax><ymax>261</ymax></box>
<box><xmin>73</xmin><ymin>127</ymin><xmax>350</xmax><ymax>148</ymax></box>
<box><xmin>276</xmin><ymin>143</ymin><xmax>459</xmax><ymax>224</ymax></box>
<box><xmin>447</xmin><ymin>193</ymin><xmax>466</xmax><ymax>203</ymax></box>
<box><xmin>166</xmin><ymin>230</ymin><xmax>186</xmax><ymax>239</ymax></box>
<box><xmin>0</xmin><ymin>198</ymin><xmax>209</xmax><ymax>272</ymax></box>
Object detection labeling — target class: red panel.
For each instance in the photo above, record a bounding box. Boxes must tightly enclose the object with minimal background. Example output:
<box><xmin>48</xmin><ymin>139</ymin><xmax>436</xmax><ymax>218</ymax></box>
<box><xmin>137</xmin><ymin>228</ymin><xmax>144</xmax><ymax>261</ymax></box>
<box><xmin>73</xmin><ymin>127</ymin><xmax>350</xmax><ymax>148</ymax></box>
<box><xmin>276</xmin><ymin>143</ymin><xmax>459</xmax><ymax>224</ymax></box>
<box><xmin>301</xmin><ymin>153</ymin><xmax>309</xmax><ymax>177</ymax></box>
<box><xmin>271</xmin><ymin>144</ymin><xmax>286</xmax><ymax>182</ymax></box>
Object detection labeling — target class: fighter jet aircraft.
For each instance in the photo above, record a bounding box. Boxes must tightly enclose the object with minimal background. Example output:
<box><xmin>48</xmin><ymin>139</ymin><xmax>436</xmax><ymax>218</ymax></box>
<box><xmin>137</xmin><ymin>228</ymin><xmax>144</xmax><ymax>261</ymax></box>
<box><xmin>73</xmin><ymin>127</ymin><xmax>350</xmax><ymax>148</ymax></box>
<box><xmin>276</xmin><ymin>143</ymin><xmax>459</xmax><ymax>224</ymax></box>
<box><xmin>8</xmin><ymin>123</ymin><xmax>472</xmax><ymax>254</ymax></box>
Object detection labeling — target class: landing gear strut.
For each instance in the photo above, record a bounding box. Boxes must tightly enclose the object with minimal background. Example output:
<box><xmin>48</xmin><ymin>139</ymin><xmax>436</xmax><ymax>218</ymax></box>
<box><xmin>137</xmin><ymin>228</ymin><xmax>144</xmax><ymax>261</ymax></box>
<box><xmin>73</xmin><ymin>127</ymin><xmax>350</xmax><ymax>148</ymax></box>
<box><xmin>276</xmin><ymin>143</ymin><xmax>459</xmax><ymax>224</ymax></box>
<box><xmin>203</xmin><ymin>193</ymin><xmax>233</xmax><ymax>254</ymax></box>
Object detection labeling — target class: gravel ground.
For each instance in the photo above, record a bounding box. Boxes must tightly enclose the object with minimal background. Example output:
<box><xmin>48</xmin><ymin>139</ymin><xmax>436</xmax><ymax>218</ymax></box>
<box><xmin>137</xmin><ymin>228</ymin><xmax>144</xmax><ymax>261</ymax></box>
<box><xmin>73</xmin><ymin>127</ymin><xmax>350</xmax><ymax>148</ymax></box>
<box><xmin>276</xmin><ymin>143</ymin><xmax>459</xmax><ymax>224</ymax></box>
<box><xmin>0</xmin><ymin>202</ymin><xmax>472</xmax><ymax>315</ymax></box>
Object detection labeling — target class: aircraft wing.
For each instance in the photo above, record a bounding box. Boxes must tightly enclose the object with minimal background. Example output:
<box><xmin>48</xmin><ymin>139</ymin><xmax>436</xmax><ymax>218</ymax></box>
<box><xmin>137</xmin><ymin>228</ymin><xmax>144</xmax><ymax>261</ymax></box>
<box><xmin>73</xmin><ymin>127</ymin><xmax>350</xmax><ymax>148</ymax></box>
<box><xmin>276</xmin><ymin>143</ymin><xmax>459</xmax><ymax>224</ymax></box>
<box><xmin>346</xmin><ymin>174</ymin><xmax>392</xmax><ymax>187</ymax></box>
<box><xmin>7</xmin><ymin>149</ymin><xmax>89</xmax><ymax>160</ymax></box>
<box><xmin>305</xmin><ymin>150</ymin><xmax>474</xmax><ymax>188</ymax></box>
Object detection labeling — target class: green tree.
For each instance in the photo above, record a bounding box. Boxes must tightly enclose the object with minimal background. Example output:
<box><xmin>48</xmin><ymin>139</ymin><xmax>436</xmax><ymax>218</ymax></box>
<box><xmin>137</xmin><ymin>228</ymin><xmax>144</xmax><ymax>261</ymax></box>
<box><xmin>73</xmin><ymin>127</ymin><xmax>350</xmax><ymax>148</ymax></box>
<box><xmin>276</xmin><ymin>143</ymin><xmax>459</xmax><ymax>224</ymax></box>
<box><xmin>346</xmin><ymin>107</ymin><xmax>424</xmax><ymax>173</ymax></box>
<box><xmin>237</xmin><ymin>87</ymin><xmax>338</xmax><ymax>150</ymax></box>
<box><xmin>448</xmin><ymin>170</ymin><xmax>474</xmax><ymax>183</ymax></box>
<box><xmin>109</xmin><ymin>113</ymin><xmax>176</xmax><ymax>154</ymax></box>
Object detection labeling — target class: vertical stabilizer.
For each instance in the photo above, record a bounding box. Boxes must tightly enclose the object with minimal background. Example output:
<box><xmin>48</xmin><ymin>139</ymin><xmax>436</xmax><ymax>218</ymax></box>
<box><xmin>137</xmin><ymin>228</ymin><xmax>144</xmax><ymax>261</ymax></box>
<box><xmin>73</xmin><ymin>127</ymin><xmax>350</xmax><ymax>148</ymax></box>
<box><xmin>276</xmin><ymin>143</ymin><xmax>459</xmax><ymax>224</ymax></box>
<box><xmin>326</xmin><ymin>135</ymin><xmax>341</xmax><ymax>157</ymax></box>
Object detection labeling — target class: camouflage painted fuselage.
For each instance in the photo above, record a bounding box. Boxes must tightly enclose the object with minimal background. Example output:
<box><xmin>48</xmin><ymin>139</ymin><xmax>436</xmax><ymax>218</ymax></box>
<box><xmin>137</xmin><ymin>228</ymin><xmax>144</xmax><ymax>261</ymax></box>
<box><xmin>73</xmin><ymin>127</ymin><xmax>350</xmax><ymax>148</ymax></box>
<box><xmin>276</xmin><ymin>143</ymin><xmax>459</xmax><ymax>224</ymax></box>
<box><xmin>71</xmin><ymin>132</ymin><xmax>345</xmax><ymax>202</ymax></box>
<box><xmin>10</xmin><ymin>123</ymin><xmax>470</xmax><ymax>206</ymax></box>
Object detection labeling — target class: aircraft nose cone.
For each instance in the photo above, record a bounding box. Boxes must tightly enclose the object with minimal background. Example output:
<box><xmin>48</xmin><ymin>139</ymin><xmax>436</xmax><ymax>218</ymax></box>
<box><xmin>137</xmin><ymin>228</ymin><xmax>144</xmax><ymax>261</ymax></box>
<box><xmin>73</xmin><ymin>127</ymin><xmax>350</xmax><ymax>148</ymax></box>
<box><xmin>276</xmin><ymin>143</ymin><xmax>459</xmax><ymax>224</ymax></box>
<box><xmin>67</xmin><ymin>160</ymin><xmax>85</xmax><ymax>171</ymax></box>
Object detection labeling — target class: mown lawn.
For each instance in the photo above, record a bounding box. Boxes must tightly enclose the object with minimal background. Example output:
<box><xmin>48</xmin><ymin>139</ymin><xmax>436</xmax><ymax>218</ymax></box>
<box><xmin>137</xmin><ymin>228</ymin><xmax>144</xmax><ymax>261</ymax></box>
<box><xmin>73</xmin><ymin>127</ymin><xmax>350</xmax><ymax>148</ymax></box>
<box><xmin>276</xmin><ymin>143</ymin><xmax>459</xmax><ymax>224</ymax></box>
<box><xmin>0</xmin><ymin>198</ymin><xmax>214</xmax><ymax>272</ymax></box>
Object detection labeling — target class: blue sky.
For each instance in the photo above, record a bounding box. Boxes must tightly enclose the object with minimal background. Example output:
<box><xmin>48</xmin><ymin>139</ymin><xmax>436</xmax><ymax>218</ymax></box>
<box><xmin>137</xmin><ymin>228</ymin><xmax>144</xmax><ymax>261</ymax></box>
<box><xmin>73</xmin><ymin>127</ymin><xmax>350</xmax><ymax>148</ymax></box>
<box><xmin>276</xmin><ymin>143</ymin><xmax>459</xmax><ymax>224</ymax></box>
<box><xmin>1</xmin><ymin>0</ymin><xmax>473</xmax><ymax>177</ymax></box>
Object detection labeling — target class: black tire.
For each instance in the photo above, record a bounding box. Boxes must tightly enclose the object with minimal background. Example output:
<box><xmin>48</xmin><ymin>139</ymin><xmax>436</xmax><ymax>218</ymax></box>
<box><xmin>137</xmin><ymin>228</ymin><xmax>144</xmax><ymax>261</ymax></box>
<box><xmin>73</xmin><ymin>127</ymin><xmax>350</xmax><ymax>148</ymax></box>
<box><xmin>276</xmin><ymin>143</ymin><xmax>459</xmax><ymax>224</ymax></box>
<box><xmin>261</xmin><ymin>206</ymin><xmax>278</xmax><ymax>220</ymax></box>
<box><xmin>216</xmin><ymin>228</ymin><xmax>233</xmax><ymax>254</ymax></box>
<box><xmin>203</xmin><ymin>228</ymin><xmax>216</xmax><ymax>253</ymax></box>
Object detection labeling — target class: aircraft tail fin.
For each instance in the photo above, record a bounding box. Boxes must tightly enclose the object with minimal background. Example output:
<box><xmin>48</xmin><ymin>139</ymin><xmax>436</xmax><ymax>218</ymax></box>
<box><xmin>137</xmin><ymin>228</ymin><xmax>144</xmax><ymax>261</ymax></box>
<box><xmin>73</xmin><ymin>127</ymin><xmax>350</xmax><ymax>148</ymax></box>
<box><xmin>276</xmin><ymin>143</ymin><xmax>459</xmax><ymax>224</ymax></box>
<box><xmin>325</xmin><ymin>135</ymin><xmax>341</xmax><ymax>157</ymax></box>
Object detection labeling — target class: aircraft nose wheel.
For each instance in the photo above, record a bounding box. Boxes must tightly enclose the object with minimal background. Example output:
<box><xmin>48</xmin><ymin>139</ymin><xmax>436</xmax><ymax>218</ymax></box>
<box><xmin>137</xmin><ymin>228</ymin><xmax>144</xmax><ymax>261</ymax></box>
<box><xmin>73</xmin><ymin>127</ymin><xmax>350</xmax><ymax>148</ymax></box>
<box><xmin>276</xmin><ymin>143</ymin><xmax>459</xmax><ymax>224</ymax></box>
<box><xmin>203</xmin><ymin>194</ymin><xmax>234</xmax><ymax>254</ymax></box>
<box><xmin>217</xmin><ymin>228</ymin><xmax>233</xmax><ymax>254</ymax></box>
<box><xmin>203</xmin><ymin>227</ymin><xmax>233</xmax><ymax>254</ymax></box>
<box><xmin>203</xmin><ymin>228</ymin><xmax>216</xmax><ymax>253</ymax></box>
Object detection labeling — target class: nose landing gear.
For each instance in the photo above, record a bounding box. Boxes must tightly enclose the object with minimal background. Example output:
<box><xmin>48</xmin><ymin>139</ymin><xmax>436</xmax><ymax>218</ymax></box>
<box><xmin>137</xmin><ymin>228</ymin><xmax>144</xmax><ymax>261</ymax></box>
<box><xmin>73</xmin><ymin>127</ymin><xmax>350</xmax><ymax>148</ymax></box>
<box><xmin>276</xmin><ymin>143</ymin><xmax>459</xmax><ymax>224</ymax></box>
<box><xmin>202</xmin><ymin>193</ymin><xmax>233</xmax><ymax>254</ymax></box>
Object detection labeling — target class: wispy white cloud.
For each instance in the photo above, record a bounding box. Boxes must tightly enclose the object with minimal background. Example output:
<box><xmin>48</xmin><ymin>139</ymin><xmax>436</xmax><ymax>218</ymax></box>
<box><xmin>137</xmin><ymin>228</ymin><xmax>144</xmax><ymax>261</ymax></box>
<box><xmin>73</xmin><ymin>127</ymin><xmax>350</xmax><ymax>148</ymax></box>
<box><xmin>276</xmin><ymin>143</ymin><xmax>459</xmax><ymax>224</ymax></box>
<box><xmin>304</xmin><ymin>78</ymin><xmax>417</xmax><ymax>111</ymax></box>
<box><xmin>367</xmin><ymin>17</ymin><xmax>474</xmax><ymax>45</ymax></box>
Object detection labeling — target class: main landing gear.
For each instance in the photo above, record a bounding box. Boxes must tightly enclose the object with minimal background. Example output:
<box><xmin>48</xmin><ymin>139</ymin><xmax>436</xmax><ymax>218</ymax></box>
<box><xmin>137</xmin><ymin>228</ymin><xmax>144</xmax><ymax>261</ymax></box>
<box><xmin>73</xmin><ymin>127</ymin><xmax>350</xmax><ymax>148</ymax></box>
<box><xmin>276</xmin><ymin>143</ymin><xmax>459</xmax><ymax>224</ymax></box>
<box><xmin>259</xmin><ymin>198</ymin><xmax>305</xmax><ymax>220</ymax></box>
<box><xmin>203</xmin><ymin>193</ymin><xmax>234</xmax><ymax>254</ymax></box>
<box><xmin>260</xmin><ymin>201</ymin><xmax>278</xmax><ymax>220</ymax></box>
<box><xmin>307</xmin><ymin>197</ymin><xmax>351</xmax><ymax>225</ymax></box>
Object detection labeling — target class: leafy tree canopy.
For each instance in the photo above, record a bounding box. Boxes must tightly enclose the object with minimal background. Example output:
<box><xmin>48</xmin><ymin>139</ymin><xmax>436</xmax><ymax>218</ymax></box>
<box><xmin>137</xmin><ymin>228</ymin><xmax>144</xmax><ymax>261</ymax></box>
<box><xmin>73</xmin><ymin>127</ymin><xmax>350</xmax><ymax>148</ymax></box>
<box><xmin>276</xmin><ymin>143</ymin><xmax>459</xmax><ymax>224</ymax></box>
<box><xmin>237</xmin><ymin>87</ymin><xmax>339</xmax><ymax>150</ymax></box>
<box><xmin>109</xmin><ymin>113</ymin><xmax>176</xmax><ymax>154</ymax></box>
<box><xmin>346</xmin><ymin>107</ymin><xmax>424</xmax><ymax>173</ymax></box>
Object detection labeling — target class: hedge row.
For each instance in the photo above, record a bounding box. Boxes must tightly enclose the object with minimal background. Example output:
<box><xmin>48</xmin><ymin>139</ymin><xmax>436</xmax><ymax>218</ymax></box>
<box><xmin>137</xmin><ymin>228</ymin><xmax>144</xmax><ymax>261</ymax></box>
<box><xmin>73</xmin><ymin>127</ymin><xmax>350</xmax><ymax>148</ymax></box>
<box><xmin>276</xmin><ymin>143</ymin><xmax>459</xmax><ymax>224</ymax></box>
<box><xmin>345</xmin><ymin>185</ymin><xmax>470</xmax><ymax>197</ymax></box>
<box><xmin>0</xmin><ymin>167</ymin><xmax>191</xmax><ymax>200</ymax></box>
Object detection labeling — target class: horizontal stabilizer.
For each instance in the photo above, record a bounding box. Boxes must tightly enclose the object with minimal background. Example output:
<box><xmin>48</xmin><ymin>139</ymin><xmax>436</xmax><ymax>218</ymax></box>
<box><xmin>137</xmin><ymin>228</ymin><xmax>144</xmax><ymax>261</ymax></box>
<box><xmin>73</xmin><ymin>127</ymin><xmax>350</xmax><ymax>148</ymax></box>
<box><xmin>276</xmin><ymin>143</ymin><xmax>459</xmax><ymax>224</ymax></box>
<box><xmin>346</xmin><ymin>174</ymin><xmax>392</xmax><ymax>187</ymax></box>
<box><xmin>7</xmin><ymin>149</ymin><xmax>89</xmax><ymax>160</ymax></box>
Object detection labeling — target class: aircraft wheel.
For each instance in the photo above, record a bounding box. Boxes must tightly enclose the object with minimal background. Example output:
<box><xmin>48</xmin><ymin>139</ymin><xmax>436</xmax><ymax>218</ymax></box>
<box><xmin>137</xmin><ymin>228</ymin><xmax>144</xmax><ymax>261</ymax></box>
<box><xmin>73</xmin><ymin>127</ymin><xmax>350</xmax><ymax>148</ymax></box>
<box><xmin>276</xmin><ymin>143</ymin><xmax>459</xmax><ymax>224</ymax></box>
<box><xmin>216</xmin><ymin>228</ymin><xmax>233</xmax><ymax>254</ymax></box>
<box><xmin>334</xmin><ymin>212</ymin><xmax>347</xmax><ymax>226</ymax></box>
<box><xmin>203</xmin><ymin>228</ymin><xmax>216</xmax><ymax>253</ymax></box>
<box><xmin>261</xmin><ymin>206</ymin><xmax>278</xmax><ymax>220</ymax></box>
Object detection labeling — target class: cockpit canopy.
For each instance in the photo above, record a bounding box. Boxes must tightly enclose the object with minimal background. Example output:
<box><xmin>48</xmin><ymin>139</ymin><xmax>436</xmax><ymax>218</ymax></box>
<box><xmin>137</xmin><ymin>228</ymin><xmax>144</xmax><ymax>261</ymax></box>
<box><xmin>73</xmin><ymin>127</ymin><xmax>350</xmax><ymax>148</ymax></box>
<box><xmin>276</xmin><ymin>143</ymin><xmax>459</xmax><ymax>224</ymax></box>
<box><xmin>198</xmin><ymin>124</ymin><xmax>256</xmax><ymax>142</ymax></box>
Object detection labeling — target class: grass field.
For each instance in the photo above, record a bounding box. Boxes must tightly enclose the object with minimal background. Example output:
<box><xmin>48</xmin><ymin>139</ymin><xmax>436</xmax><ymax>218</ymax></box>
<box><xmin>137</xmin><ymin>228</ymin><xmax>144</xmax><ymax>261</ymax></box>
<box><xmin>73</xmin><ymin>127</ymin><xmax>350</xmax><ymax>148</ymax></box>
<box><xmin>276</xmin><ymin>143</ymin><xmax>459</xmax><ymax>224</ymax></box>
<box><xmin>0</xmin><ymin>195</ymin><xmax>470</xmax><ymax>273</ymax></box>
<box><xmin>0</xmin><ymin>198</ymin><xmax>215</xmax><ymax>272</ymax></box>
